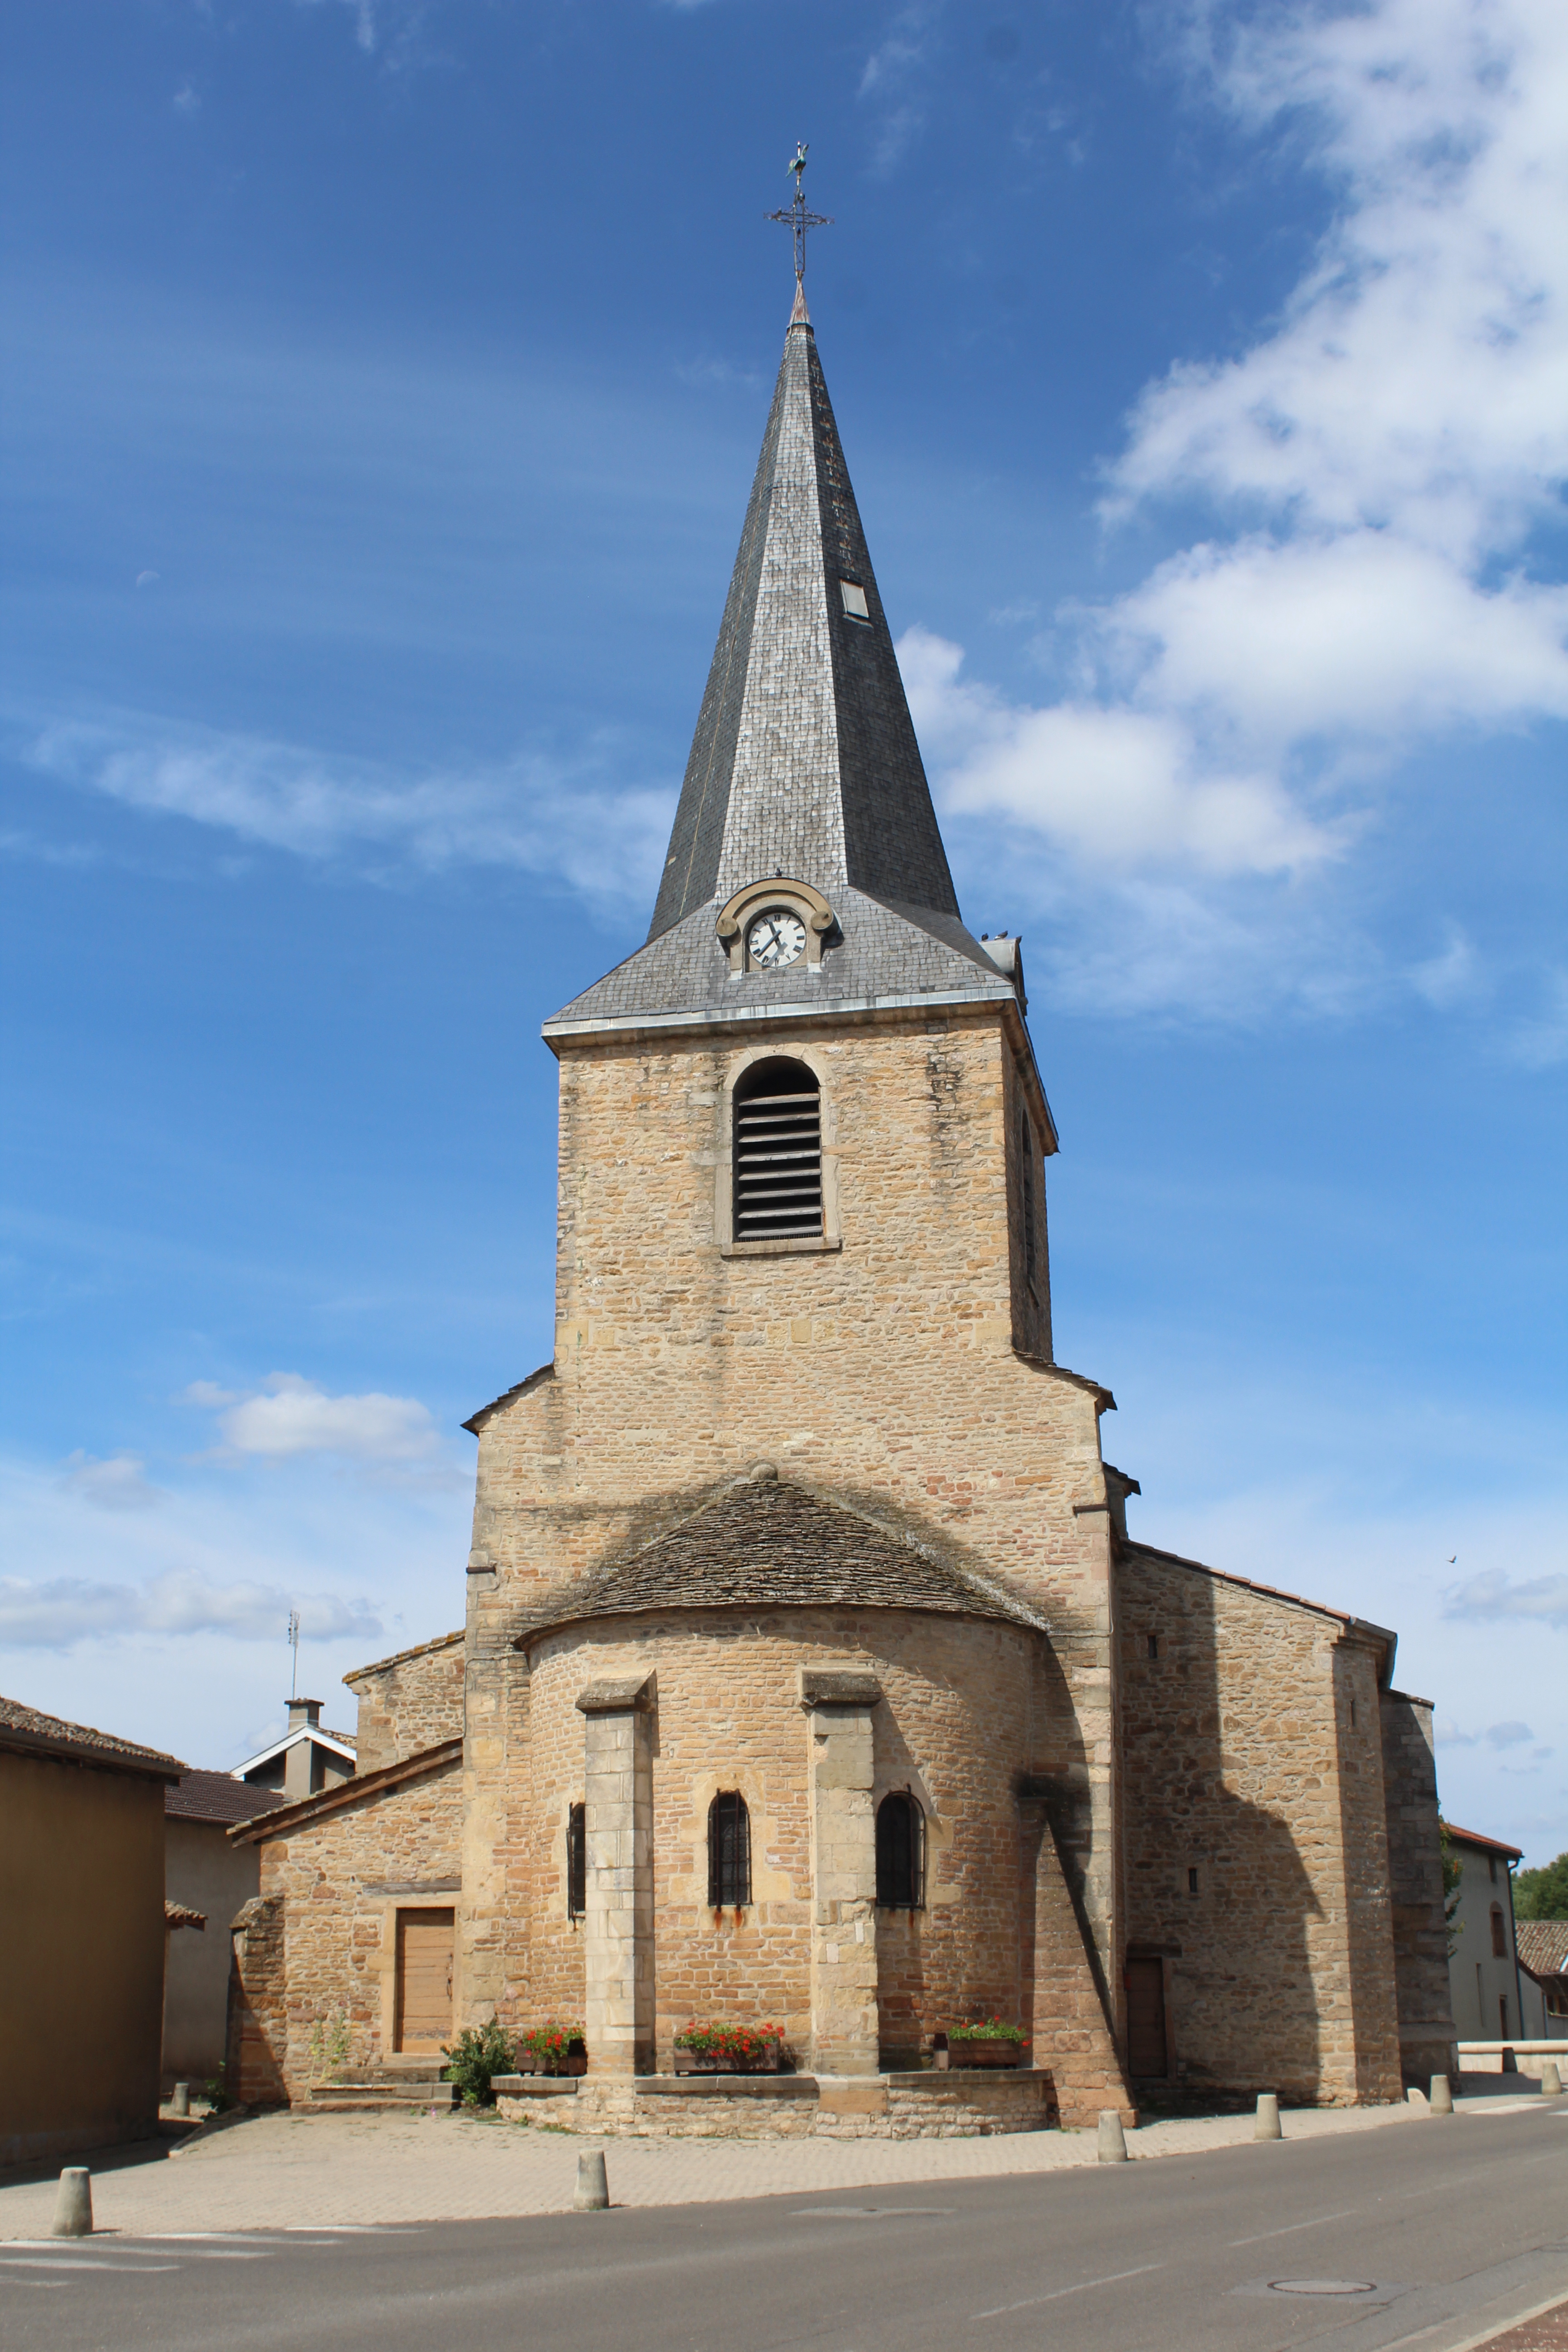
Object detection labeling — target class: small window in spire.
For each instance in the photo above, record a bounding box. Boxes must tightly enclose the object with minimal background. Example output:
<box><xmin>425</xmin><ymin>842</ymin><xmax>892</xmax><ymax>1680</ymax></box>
<box><xmin>839</xmin><ymin>580</ymin><xmax>870</xmax><ymax>622</ymax></box>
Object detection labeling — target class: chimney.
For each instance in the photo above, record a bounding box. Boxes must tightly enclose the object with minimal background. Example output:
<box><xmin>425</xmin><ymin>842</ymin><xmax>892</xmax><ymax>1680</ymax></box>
<box><xmin>284</xmin><ymin>1698</ymin><xmax>322</xmax><ymax>1802</ymax></box>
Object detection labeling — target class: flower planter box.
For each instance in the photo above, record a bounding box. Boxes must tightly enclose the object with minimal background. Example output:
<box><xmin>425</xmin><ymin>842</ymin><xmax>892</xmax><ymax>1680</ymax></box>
<box><xmin>671</xmin><ymin>2047</ymin><xmax>784</xmax><ymax>2075</ymax></box>
<box><xmin>934</xmin><ymin>2038</ymin><xmax>1024</xmax><ymax>2070</ymax></box>
<box><xmin>512</xmin><ymin>2041</ymin><xmax>587</xmax><ymax>2078</ymax></box>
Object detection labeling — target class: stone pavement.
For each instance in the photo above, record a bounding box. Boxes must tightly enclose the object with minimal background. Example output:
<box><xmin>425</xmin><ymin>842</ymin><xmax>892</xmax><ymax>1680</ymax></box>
<box><xmin>3</xmin><ymin>2092</ymin><xmax>1523</xmax><ymax>2239</ymax></box>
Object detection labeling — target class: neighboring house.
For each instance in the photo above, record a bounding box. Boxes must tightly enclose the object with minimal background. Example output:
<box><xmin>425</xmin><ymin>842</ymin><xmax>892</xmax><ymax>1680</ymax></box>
<box><xmin>1</xmin><ymin>1694</ymin><xmax>183</xmax><ymax>2166</ymax></box>
<box><xmin>232</xmin><ymin>1697</ymin><xmax>355</xmax><ymax>1802</ymax></box>
<box><xmin>162</xmin><ymin>1770</ymin><xmax>285</xmax><ymax>2093</ymax></box>
<box><xmin>1445</xmin><ymin>1822</ymin><xmax>1527</xmax><ymax>2041</ymax></box>
<box><xmin>1515</xmin><ymin>1921</ymin><xmax>1568</xmax><ymax>2040</ymax></box>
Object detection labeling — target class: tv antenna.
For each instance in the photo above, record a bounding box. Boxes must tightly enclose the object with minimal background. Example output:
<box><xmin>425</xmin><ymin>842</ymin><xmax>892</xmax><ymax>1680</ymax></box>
<box><xmin>287</xmin><ymin>1608</ymin><xmax>301</xmax><ymax>1700</ymax></box>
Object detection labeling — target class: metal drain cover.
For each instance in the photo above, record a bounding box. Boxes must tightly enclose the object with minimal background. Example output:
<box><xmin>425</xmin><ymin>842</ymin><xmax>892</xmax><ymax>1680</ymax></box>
<box><xmin>1269</xmin><ymin>2280</ymin><xmax>1379</xmax><ymax>2297</ymax></box>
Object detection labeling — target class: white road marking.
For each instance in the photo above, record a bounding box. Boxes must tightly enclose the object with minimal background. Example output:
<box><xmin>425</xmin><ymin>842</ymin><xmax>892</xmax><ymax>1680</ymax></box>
<box><xmin>974</xmin><ymin>2261</ymin><xmax>1165</xmax><ymax>2319</ymax></box>
<box><xmin>1230</xmin><ymin>2207</ymin><xmax>1357</xmax><ymax>2247</ymax></box>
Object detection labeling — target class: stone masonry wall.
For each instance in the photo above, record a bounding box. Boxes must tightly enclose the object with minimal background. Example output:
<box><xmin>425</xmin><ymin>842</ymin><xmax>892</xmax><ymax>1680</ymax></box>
<box><xmin>495</xmin><ymin>2070</ymin><xmax>1056</xmax><ymax>2140</ymax></box>
<box><xmin>1117</xmin><ymin>1546</ymin><xmax>1402</xmax><ymax>2106</ymax></box>
<box><xmin>346</xmin><ymin>1633</ymin><xmax>465</xmax><ymax>1775</ymax></box>
<box><xmin>460</xmin><ymin>1006</ymin><xmax>1122</xmax><ymax>2050</ymax></box>
<box><xmin>505</xmin><ymin>1610</ymin><xmax>1048</xmax><ymax>2072</ymax></box>
<box><xmin>1379</xmin><ymin>1690</ymin><xmax>1458</xmax><ymax>2082</ymax></box>
<box><xmin>250</xmin><ymin>1756</ymin><xmax>463</xmax><ymax>2102</ymax></box>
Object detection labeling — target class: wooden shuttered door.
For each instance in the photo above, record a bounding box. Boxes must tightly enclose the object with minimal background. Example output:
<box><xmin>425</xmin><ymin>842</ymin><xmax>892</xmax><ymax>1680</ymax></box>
<box><xmin>1125</xmin><ymin>1956</ymin><xmax>1168</xmax><ymax>2078</ymax></box>
<box><xmin>395</xmin><ymin>1908</ymin><xmax>455</xmax><ymax>2053</ymax></box>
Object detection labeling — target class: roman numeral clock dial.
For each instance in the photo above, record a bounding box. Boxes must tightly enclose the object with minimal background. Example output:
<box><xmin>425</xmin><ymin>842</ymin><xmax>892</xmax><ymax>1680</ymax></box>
<box><xmin>746</xmin><ymin>909</ymin><xmax>807</xmax><ymax>970</ymax></box>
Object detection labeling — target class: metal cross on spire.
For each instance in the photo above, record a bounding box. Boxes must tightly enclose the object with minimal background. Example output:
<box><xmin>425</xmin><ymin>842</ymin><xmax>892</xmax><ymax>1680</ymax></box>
<box><xmin>767</xmin><ymin>142</ymin><xmax>833</xmax><ymax>284</ymax></box>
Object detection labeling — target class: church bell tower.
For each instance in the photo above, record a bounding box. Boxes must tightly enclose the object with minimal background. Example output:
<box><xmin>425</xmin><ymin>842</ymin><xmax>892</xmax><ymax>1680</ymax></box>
<box><xmin>457</xmin><ymin>218</ymin><xmax>1129</xmax><ymax>2103</ymax></box>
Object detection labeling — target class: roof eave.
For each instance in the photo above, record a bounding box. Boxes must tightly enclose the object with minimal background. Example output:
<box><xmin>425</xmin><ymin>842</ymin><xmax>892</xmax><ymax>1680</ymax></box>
<box><xmin>0</xmin><ymin>1722</ymin><xmax>184</xmax><ymax>1782</ymax></box>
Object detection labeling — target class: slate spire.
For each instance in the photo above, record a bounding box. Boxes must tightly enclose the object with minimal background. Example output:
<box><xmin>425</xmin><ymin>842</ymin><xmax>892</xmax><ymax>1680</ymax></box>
<box><xmin>647</xmin><ymin>298</ymin><xmax>961</xmax><ymax>943</ymax></box>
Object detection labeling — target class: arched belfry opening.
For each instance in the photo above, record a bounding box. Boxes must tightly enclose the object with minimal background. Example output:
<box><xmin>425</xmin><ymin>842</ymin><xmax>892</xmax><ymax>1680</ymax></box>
<box><xmin>732</xmin><ymin>1060</ymin><xmax>822</xmax><ymax>1243</ymax></box>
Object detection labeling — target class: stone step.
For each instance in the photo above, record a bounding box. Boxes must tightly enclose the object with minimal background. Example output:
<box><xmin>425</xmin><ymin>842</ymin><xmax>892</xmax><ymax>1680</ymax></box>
<box><xmin>307</xmin><ymin>2080</ymin><xmax>458</xmax><ymax>2111</ymax></box>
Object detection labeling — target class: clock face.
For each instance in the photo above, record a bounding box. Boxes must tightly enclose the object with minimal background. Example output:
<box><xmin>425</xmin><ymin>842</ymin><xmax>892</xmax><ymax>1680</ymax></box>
<box><xmin>746</xmin><ymin>909</ymin><xmax>807</xmax><ymax>970</ymax></box>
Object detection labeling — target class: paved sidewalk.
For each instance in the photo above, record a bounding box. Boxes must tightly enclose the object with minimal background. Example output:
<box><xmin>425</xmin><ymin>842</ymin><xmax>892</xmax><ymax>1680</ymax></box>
<box><xmin>0</xmin><ymin>2093</ymin><xmax>1495</xmax><ymax>2238</ymax></box>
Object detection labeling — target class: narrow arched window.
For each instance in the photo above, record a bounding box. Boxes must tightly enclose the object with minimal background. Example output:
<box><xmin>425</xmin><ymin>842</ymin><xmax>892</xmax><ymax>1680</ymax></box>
<box><xmin>733</xmin><ymin>1060</ymin><xmax>822</xmax><ymax>1242</ymax></box>
<box><xmin>567</xmin><ymin>1803</ymin><xmax>586</xmax><ymax>1921</ymax></box>
<box><xmin>1490</xmin><ymin>1905</ymin><xmax>1507</xmax><ymax>1958</ymax></box>
<box><xmin>1019</xmin><ymin>1110</ymin><xmax>1037</xmax><ymax>1284</ymax></box>
<box><xmin>876</xmin><ymin>1790</ymin><xmax>925</xmax><ymax>1909</ymax></box>
<box><xmin>708</xmin><ymin>1791</ymin><xmax>751</xmax><ymax>1907</ymax></box>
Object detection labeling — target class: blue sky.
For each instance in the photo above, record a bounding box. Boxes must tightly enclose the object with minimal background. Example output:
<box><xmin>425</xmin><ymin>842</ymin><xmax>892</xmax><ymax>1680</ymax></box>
<box><xmin>2</xmin><ymin>0</ymin><xmax>1564</xmax><ymax>1858</ymax></box>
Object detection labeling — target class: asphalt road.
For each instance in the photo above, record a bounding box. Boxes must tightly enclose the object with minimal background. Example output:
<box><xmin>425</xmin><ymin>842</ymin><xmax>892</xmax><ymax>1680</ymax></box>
<box><xmin>5</xmin><ymin>2103</ymin><xmax>1565</xmax><ymax>2352</ymax></box>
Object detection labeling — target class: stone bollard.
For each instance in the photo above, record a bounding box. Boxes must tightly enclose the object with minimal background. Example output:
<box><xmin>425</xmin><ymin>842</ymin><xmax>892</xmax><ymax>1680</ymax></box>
<box><xmin>1541</xmin><ymin>2060</ymin><xmax>1563</xmax><ymax>2097</ymax></box>
<box><xmin>573</xmin><ymin>2150</ymin><xmax>609</xmax><ymax>2210</ymax></box>
<box><xmin>1254</xmin><ymin>2093</ymin><xmax>1282</xmax><ymax>2141</ymax></box>
<box><xmin>52</xmin><ymin>2169</ymin><xmax>93</xmax><ymax>2238</ymax></box>
<box><xmin>1429</xmin><ymin>2073</ymin><xmax>1454</xmax><ymax>2115</ymax></box>
<box><xmin>1097</xmin><ymin>2110</ymin><xmax>1128</xmax><ymax>2164</ymax></box>
<box><xmin>170</xmin><ymin>2082</ymin><xmax>191</xmax><ymax>2118</ymax></box>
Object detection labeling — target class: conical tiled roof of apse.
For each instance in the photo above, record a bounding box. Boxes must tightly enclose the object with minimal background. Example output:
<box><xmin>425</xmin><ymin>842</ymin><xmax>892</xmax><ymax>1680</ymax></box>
<box><xmin>545</xmin><ymin>289</ymin><xmax>1017</xmax><ymax>1039</ymax></box>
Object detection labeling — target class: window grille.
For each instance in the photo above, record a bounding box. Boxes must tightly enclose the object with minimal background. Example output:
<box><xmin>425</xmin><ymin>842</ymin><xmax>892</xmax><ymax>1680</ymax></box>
<box><xmin>708</xmin><ymin>1790</ymin><xmax>751</xmax><ymax>1908</ymax></box>
<box><xmin>875</xmin><ymin>1790</ymin><xmax>925</xmax><ymax>1909</ymax></box>
<box><xmin>733</xmin><ymin>1060</ymin><xmax>823</xmax><ymax>1243</ymax></box>
<box><xmin>567</xmin><ymin>1803</ymin><xmax>586</xmax><ymax>1920</ymax></box>
<box><xmin>1019</xmin><ymin>1110</ymin><xmax>1037</xmax><ymax>1280</ymax></box>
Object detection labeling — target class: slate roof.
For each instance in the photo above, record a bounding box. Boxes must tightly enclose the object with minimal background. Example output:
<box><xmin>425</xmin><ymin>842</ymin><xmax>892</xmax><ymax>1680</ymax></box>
<box><xmin>1515</xmin><ymin>1921</ymin><xmax>1568</xmax><ymax>1977</ymax></box>
<box><xmin>166</xmin><ymin>1768</ymin><xmax>288</xmax><ymax>1827</ymax></box>
<box><xmin>0</xmin><ymin>1692</ymin><xmax>183</xmax><ymax>1780</ymax></box>
<box><xmin>514</xmin><ymin>1471</ymin><xmax>1046</xmax><ymax>1642</ymax></box>
<box><xmin>544</xmin><ymin>295</ymin><xmax>1023</xmax><ymax>1044</ymax></box>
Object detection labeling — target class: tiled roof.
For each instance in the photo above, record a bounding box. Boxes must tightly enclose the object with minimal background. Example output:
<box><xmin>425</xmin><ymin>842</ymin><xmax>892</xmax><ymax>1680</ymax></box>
<box><xmin>344</xmin><ymin>1629</ymin><xmax>464</xmax><ymax>1686</ymax></box>
<box><xmin>1516</xmin><ymin>1921</ymin><xmax>1568</xmax><ymax>1976</ymax></box>
<box><xmin>228</xmin><ymin>1737</ymin><xmax>462</xmax><ymax>1846</ymax></box>
<box><xmin>166</xmin><ymin>1769</ymin><xmax>288</xmax><ymax>1826</ymax></box>
<box><xmin>165</xmin><ymin>1901</ymin><xmax>207</xmax><ymax>1929</ymax></box>
<box><xmin>1441</xmin><ymin>1819</ymin><xmax>1524</xmax><ymax>1860</ymax></box>
<box><xmin>0</xmin><ymin>1692</ymin><xmax>183</xmax><ymax>1779</ymax></box>
<box><xmin>514</xmin><ymin>1470</ymin><xmax>1046</xmax><ymax>1644</ymax></box>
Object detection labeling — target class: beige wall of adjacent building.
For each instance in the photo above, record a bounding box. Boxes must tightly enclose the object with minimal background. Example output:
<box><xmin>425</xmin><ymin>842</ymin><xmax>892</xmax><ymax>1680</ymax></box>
<box><xmin>0</xmin><ymin>1749</ymin><xmax>169</xmax><ymax>2166</ymax></box>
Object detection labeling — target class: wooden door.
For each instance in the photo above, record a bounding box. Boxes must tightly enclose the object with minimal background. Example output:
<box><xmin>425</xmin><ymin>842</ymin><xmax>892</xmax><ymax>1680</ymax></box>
<box><xmin>395</xmin><ymin>1909</ymin><xmax>455</xmax><ymax>2053</ymax></box>
<box><xmin>1126</xmin><ymin>1956</ymin><xmax>1168</xmax><ymax>2078</ymax></box>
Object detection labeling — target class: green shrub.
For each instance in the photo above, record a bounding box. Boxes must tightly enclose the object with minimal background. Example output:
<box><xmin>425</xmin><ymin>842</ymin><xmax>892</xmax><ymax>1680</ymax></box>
<box><xmin>441</xmin><ymin>2019</ymin><xmax>517</xmax><ymax>2107</ymax></box>
<box><xmin>947</xmin><ymin>2017</ymin><xmax>1027</xmax><ymax>2043</ymax></box>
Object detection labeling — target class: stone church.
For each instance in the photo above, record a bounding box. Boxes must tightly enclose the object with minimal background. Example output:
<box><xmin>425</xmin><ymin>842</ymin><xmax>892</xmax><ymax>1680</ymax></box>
<box><xmin>228</xmin><ymin>278</ymin><xmax>1455</xmax><ymax>2136</ymax></box>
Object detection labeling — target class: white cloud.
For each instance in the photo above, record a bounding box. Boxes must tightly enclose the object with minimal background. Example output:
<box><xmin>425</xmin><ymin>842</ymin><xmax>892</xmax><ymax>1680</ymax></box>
<box><xmin>0</xmin><ymin>1569</ymin><xmax>379</xmax><ymax>1650</ymax></box>
<box><xmin>1411</xmin><ymin>926</ymin><xmax>1481</xmax><ymax>1010</ymax></box>
<box><xmin>58</xmin><ymin>1452</ymin><xmax>165</xmax><ymax>1513</ymax></box>
<box><xmin>1507</xmin><ymin>970</ymin><xmax>1568</xmax><ymax>1068</ymax></box>
<box><xmin>186</xmin><ymin>1373</ymin><xmax>443</xmax><ymax>1468</ymax></box>
<box><xmin>28</xmin><ymin>714</ymin><xmax>672</xmax><ymax>907</ymax></box>
<box><xmin>1445</xmin><ymin>1567</ymin><xmax>1568</xmax><ymax>1627</ymax></box>
<box><xmin>903</xmin><ymin>0</ymin><xmax>1568</xmax><ymax>1010</ymax></box>
<box><xmin>901</xmin><ymin>626</ymin><xmax>1336</xmax><ymax>876</ymax></box>
<box><xmin>858</xmin><ymin>5</ymin><xmax>938</xmax><ymax>174</ymax></box>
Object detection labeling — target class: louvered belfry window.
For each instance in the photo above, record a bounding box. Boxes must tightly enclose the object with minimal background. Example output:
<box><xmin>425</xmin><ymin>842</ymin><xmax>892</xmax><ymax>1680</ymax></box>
<box><xmin>733</xmin><ymin>1059</ymin><xmax>823</xmax><ymax>1243</ymax></box>
<box><xmin>708</xmin><ymin>1790</ymin><xmax>752</xmax><ymax>1908</ymax></box>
